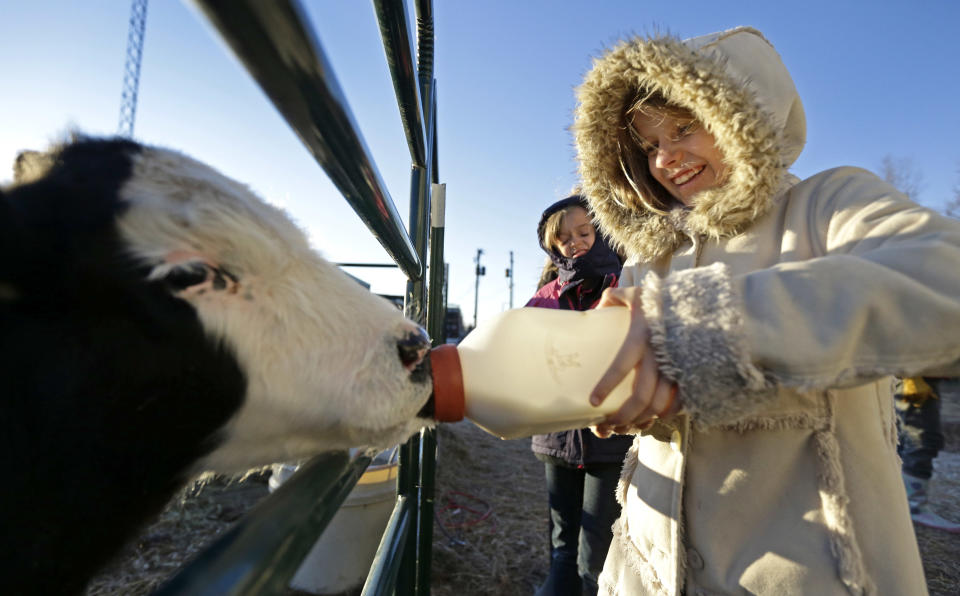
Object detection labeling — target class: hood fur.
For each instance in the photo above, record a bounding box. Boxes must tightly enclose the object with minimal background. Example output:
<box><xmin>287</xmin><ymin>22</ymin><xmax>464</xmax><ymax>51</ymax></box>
<box><xmin>574</xmin><ymin>26</ymin><xmax>806</xmax><ymax>261</ymax></box>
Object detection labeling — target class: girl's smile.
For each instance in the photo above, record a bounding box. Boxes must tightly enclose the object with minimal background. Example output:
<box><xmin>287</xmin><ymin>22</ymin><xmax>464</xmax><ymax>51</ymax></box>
<box><xmin>670</xmin><ymin>164</ymin><xmax>705</xmax><ymax>186</ymax></box>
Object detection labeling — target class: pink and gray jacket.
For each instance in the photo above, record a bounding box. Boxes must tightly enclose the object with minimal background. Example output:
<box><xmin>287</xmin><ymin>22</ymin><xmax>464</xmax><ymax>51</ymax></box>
<box><xmin>527</xmin><ymin>195</ymin><xmax>630</xmax><ymax>466</ymax></box>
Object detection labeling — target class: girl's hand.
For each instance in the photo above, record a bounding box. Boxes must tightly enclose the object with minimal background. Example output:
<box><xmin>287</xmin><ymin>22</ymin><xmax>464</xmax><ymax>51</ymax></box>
<box><xmin>590</xmin><ymin>287</ymin><xmax>680</xmax><ymax>437</ymax></box>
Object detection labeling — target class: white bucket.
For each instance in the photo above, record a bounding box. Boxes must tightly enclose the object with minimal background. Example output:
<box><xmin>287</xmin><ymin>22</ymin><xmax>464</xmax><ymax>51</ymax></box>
<box><xmin>270</xmin><ymin>449</ymin><xmax>399</xmax><ymax>595</ymax></box>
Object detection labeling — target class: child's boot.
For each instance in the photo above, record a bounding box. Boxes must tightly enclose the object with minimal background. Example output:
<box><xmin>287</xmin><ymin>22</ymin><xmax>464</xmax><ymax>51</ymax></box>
<box><xmin>903</xmin><ymin>472</ymin><xmax>960</xmax><ymax>533</ymax></box>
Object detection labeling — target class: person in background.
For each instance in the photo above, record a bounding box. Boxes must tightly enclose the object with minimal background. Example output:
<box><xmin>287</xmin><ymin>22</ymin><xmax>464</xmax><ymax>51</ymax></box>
<box><xmin>897</xmin><ymin>376</ymin><xmax>960</xmax><ymax>533</ymax></box>
<box><xmin>572</xmin><ymin>26</ymin><xmax>960</xmax><ymax>594</ymax></box>
<box><xmin>526</xmin><ymin>194</ymin><xmax>632</xmax><ymax>596</ymax></box>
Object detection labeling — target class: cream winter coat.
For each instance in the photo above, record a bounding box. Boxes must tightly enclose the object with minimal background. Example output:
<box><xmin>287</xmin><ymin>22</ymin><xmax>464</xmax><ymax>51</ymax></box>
<box><xmin>573</xmin><ymin>27</ymin><xmax>960</xmax><ymax>595</ymax></box>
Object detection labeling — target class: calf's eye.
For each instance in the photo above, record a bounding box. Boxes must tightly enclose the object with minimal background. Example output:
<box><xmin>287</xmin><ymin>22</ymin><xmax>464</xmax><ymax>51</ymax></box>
<box><xmin>162</xmin><ymin>264</ymin><xmax>208</xmax><ymax>292</ymax></box>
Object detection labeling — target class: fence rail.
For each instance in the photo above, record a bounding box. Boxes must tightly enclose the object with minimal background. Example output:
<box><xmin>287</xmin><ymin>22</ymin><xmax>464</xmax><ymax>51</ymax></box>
<box><xmin>155</xmin><ymin>453</ymin><xmax>372</xmax><ymax>595</ymax></box>
<box><xmin>191</xmin><ymin>0</ymin><xmax>423</xmax><ymax>281</ymax></box>
<box><xmin>156</xmin><ymin>1</ymin><xmax>442</xmax><ymax>594</ymax></box>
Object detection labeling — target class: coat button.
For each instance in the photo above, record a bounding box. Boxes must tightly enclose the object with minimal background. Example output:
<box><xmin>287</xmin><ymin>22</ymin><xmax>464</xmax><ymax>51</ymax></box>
<box><xmin>687</xmin><ymin>547</ymin><xmax>705</xmax><ymax>570</ymax></box>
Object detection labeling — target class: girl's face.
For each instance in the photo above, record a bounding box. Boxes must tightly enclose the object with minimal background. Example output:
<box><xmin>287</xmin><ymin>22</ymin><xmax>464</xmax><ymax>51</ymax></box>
<box><xmin>555</xmin><ymin>206</ymin><xmax>596</xmax><ymax>258</ymax></box>
<box><xmin>630</xmin><ymin>110</ymin><xmax>726</xmax><ymax>206</ymax></box>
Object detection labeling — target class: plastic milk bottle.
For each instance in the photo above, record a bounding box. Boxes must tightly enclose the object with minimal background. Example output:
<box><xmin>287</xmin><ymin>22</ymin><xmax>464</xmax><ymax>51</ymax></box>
<box><xmin>429</xmin><ymin>306</ymin><xmax>635</xmax><ymax>439</ymax></box>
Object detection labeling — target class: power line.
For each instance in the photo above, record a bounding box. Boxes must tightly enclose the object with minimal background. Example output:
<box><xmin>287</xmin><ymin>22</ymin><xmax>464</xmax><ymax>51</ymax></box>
<box><xmin>118</xmin><ymin>0</ymin><xmax>149</xmax><ymax>137</ymax></box>
<box><xmin>506</xmin><ymin>250</ymin><xmax>514</xmax><ymax>309</ymax></box>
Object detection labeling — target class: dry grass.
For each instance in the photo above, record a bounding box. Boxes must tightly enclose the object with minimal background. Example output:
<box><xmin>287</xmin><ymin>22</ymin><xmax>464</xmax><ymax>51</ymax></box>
<box><xmin>429</xmin><ymin>405</ymin><xmax>960</xmax><ymax>596</ymax></box>
<box><xmin>87</xmin><ymin>397</ymin><xmax>960</xmax><ymax>595</ymax></box>
<box><xmin>918</xmin><ymin>451</ymin><xmax>960</xmax><ymax>595</ymax></box>
<box><xmin>915</xmin><ymin>389</ymin><xmax>960</xmax><ymax>596</ymax></box>
<box><xmin>430</xmin><ymin>422</ymin><xmax>547</xmax><ymax>595</ymax></box>
<box><xmin>85</xmin><ymin>474</ymin><xmax>270</xmax><ymax>595</ymax></box>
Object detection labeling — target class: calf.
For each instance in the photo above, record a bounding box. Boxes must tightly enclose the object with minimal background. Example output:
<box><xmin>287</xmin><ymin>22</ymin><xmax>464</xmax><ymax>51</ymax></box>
<box><xmin>0</xmin><ymin>136</ymin><xmax>435</xmax><ymax>594</ymax></box>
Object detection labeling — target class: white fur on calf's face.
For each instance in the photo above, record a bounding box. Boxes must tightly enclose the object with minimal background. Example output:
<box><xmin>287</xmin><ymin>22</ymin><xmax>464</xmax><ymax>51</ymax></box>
<box><xmin>117</xmin><ymin>146</ymin><xmax>433</xmax><ymax>471</ymax></box>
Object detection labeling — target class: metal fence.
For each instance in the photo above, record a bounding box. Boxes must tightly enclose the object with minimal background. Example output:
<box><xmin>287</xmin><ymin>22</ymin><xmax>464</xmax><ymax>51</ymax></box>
<box><xmin>155</xmin><ymin>1</ymin><xmax>443</xmax><ymax>594</ymax></box>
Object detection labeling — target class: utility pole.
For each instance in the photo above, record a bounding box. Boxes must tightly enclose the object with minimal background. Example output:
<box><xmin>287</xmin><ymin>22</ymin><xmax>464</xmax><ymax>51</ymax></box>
<box><xmin>118</xmin><ymin>0</ymin><xmax>149</xmax><ymax>137</ymax></box>
<box><xmin>443</xmin><ymin>262</ymin><xmax>449</xmax><ymax>312</ymax></box>
<box><xmin>506</xmin><ymin>250</ymin><xmax>514</xmax><ymax>308</ymax></box>
<box><xmin>473</xmin><ymin>249</ymin><xmax>486</xmax><ymax>328</ymax></box>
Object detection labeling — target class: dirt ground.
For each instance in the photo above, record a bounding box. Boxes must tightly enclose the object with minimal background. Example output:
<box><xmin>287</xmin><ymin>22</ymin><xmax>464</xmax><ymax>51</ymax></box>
<box><xmin>88</xmin><ymin>393</ymin><xmax>960</xmax><ymax>595</ymax></box>
<box><xmin>431</xmin><ymin>419</ymin><xmax>960</xmax><ymax>595</ymax></box>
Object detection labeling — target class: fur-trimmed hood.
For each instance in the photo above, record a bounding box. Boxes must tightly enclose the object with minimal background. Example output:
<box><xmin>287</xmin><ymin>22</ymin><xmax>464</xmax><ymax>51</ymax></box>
<box><xmin>574</xmin><ymin>26</ymin><xmax>806</xmax><ymax>261</ymax></box>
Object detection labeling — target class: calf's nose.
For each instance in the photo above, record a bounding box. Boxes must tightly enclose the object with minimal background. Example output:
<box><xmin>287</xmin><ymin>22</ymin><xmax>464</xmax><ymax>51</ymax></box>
<box><xmin>397</xmin><ymin>325</ymin><xmax>431</xmax><ymax>371</ymax></box>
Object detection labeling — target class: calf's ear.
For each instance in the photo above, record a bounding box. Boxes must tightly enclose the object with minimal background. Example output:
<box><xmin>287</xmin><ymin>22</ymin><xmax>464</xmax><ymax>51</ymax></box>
<box><xmin>13</xmin><ymin>150</ymin><xmax>56</xmax><ymax>185</ymax></box>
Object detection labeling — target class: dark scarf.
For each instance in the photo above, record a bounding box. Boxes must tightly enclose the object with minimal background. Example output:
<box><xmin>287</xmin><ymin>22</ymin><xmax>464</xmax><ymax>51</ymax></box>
<box><xmin>548</xmin><ymin>232</ymin><xmax>622</xmax><ymax>284</ymax></box>
<box><xmin>538</xmin><ymin>195</ymin><xmax>622</xmax><ymax>305</ymax></box>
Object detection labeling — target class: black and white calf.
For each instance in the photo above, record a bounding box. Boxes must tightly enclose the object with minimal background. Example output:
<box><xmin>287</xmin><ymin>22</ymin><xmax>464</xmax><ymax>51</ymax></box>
<box><xmin>0</xmin><ymin>136</ymin><xmax>434</xmax><ymax>594</ymax></box>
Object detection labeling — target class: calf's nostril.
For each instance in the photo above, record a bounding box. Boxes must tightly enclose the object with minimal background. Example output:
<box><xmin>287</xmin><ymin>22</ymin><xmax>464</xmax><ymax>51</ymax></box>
<box><xmin>397</xmin><ymin>326</ymin><xmax>431</xmax><ymax>370</ymax></box>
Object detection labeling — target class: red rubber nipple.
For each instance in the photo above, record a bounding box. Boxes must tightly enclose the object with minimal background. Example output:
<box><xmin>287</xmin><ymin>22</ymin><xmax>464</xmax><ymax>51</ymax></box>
<box><xmin>429</xmin><ymin>344</ymin><xmax>465</xmax><ymax>422</ymax></box>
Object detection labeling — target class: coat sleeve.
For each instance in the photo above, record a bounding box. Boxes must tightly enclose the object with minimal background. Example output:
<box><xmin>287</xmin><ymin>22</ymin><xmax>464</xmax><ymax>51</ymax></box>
<box><xmin>525</xmin><ymin>279</ymin><xmax>557</xmax><ymax>308</ymax></box>
<box><xmin>643</xmin><ymin>167</ymin><xmax>960</xmax><ymax>427</ymax></box>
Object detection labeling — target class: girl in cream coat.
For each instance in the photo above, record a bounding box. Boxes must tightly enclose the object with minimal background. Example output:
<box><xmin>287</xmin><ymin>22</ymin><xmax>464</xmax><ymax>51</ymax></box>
<box><xmin>573</xmin><ymin>26</ymin><xmax>960</xmax><ymax>595</ymax></box>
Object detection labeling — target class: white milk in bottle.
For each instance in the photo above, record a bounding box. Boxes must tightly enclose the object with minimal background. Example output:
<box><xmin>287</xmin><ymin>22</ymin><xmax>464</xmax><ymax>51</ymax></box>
<box><xmin>430</xmin><ymin>306</ymin><xmax>635</xmax><ymax>439</ymax></box>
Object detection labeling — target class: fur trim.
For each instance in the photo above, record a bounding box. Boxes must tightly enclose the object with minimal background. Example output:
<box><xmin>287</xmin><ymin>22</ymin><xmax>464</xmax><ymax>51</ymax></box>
<box><xmin>574</xmin><ymin>28</ymin><xmax>794</xmax><ymax>262</ymax></box>
<box><xmin>604</xmin><ymin>517</ymin><xmax>671</xmax><ymax>596</ymax></box>
<box><xmin>612</xmin><ymin>422</ymin><xmax>690</xmax><ymax>595</ymax></box>
<box><xmin>810</xmin><ymin>390</ymin><xmax>873</xmax><ymax>594</ymax></box>
<box><xmin>616</xmin><ymin>437</ymin><xmax>642</xmax><ymax>506</ymax></box>
<box><xmin>716</xmin><ymin>410</ymin><xmax>829</xmax><ymax>433</ymax></box>
<box><xmin>887</xmin><ymin>397</ymin><xmax>899</xmax><ymax>453</ymax></box>
<box><xmin>881</xmin><ymin>377</ymin><xmax>898</xmax><ymax>452</ymax></box>
<box><xmin>813</xmin><ymin>427</ymin><xmax>873</xmax><ymax>595</ymax></box>
<box><xmin>640</xmin><ymin>262</ymin><xmax>776</xmax><ymax>428</ymax></box>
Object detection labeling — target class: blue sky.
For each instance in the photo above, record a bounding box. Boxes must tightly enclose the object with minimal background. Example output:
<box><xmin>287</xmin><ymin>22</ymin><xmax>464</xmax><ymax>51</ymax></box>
<box><xmin>3</xmin><ymin>1</ymin><xmax>959</xmax><ymax>329</ymax></box>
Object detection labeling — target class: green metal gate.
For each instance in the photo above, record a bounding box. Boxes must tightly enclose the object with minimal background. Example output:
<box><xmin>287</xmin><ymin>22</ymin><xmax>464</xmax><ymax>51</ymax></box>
<box><xmin>154</xmin><ymin>1</ymin><xmax>443</xmax><ymax>593</ymax></box>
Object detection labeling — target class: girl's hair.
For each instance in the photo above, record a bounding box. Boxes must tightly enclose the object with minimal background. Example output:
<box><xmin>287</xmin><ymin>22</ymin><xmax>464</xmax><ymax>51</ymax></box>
<box><xmin>615</xmin><ymin>87</ymin><xmax>701</xmax><ymax>214</ymax></box>
<box><xmin>536</xmin><ymin>204</ymin><xmax>589</xmax><ymax>289</ymax></box>
<box><xmin>537</xmin><ymin>258</ymin><xmax>558</xmax><ymax>289</ymax></box>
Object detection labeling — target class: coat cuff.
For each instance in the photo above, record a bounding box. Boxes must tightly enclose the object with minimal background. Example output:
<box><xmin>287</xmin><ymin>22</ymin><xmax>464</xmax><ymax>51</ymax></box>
<box><xmin>641</xmin><ymin>263</ymin><xmax>774</xmax><ymax>427</ymax></box>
